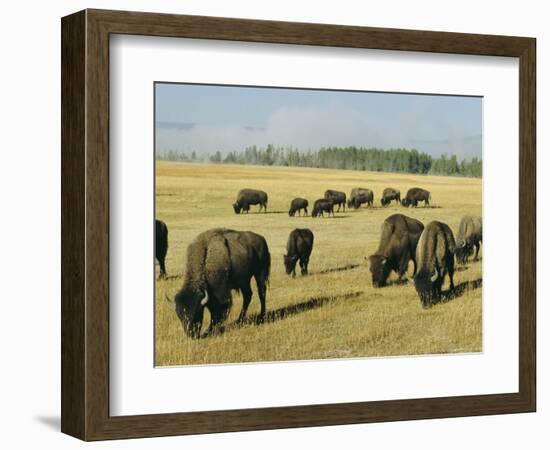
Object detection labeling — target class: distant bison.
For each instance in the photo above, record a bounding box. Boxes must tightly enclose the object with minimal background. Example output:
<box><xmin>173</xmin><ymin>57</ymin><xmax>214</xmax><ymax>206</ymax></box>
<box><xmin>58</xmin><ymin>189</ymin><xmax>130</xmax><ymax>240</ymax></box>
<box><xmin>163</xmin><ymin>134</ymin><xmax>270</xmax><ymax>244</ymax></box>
<box><xmin>381</xmin><ymin>188</ymin><xmax>401</xmax><ymax>206</ymax></box>
<box><xmin>413</xmin><ymin>221</ymin><xmax>456</xmax><ymax>308</ymax></box>
<box><xmin>233</xmin><ymin>189</ymin><xmax>268</xmax><ymax>214</ymax></box>
<box><xmin>368</xmin><ymin>214</ymin><xmax>424</xmax><ymax>287</ymax></box>
<box><xmin>324</xmin><ymin>190</ymin><xmax>346</xmax><ymax>212</ymax></box>
<box><xmin>347</xmin><ymin>188</ymin><xmax>374</xmax><ymax>209</ymax></box>
<box><xmin>155</xmin><ymin>219</ymin><xmax>168</xmax><ymax>279</ymax></box>
<box><xmin>167</xmin><ymin>228</ymin><xmax>270</xmax><ymax>338</ymax></box>
<box><xmin>288</xmin><ymin>197</ymin><xmax>309</xmax><ymax>216</ymax></box>
<box><xmin>284</xmin><ymin>228</ymin><xmax>314</xmax><ymax>277</ymax></box>
<box><xmin>455</xmin><ymin>215</ymin><xmax>483</xmax><ymax>264</ymax></box>
<box><xmin>401</xmin><ymin>187</ymin><xmax>431</xmax><ymax>207</ymax></box>
<box><xmin>311</xmin><ymin>199</ymin><xmax>334</xmax><ymax>218</ymax></box>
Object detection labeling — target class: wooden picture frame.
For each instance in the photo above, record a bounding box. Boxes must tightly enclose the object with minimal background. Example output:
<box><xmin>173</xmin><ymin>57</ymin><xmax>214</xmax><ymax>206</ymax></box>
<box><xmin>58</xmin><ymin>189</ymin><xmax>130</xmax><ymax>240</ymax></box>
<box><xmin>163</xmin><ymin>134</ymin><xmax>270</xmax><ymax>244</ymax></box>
<box><xmin>61</xmin><ymin>9</ymin><xmax>536</xmax><ymax>441</ymax></box>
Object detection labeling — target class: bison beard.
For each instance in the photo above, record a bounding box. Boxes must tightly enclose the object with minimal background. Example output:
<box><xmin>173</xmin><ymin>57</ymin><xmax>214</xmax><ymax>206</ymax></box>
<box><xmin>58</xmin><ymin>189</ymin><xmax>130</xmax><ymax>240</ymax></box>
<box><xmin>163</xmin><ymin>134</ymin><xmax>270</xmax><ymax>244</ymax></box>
<box><xmin>168</xmin><ymin>229</ymin><xmax>270</xmax><ymax>338</ymax></box>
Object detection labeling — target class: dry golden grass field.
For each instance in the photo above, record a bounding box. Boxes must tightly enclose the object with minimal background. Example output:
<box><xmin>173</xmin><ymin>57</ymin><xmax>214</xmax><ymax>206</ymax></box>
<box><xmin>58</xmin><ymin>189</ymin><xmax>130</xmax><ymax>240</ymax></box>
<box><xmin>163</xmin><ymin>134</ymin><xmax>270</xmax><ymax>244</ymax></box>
<box><xmin>155</xmin><ymin>161</ymin><xmax>482</xmax><ymax>366</ymax></box>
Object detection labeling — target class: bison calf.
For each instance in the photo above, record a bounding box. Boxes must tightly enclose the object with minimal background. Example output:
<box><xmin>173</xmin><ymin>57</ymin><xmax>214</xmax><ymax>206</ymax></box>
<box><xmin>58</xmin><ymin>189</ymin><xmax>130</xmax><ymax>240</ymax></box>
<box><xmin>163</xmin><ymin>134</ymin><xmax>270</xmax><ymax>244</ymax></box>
<box><xmin>155</xmin><ymin>219</ymin><xmax>168</xmax><ymax>279</ymax></box>
<box><xmin>288</xmin><ymin>197</ymin><xmax>309</xmax><ymax>216</ymax></box>
<box><xmin>368</xmin><ymin>214</ymin><xmax>424</xmax><ymax>287</ymax></box>
<box><xmin>413</xmin><ymin>221</ymin><xmax>456</xmax><ymax>308</ymax></box>
<box><xmin>167</xmin><ymin>228</ymin><xmax>270</xmax><ymax>338</ymax></box>
<box><xmin>311</xmin><ymin>199</ymin><xmax>334</xmax><ymax>218</ymax></box>
<box><xmin>284</xmin><ymin>229</ymin><xmax>314</xmax><ymax>277</ymax></box>
<box><xmin>455</xmin><ymin>215</ymin><xmax>483</xmax><ymax>264</ymax></box>
<box><xmin>401</xmin><ymin>187</ymin><xmax>431</xmax><ymax>207</ymax></box>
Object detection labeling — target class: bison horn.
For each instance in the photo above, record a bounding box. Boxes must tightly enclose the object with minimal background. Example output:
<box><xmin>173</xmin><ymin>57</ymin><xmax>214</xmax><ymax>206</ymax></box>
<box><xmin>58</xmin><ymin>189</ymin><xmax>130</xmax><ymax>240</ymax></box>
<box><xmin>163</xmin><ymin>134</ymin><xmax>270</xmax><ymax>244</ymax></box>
<box><xmin>460</xmin><ymin>240</ymin><xmax>466</xmax><ymax>248</ymax></box>
<box><xmin>200</xmin><ymin>291</ymin><xmax>209</xmax><ymax>306</ymax></box>
<box><xmin>164</xmin><ymin>294</ymin><xmax>175</xmax><ymax>308</ymax></box>
<box><xmin>430</xmin><ymin>270</ymin><xmax>439</xmax><ymax>282</ymax></box>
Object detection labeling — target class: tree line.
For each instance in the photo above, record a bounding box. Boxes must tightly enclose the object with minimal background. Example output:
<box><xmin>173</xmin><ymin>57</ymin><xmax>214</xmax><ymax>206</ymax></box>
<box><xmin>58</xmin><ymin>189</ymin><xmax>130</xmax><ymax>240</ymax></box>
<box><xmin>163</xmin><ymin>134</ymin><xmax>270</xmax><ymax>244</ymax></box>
<box><xmin>157</xmin><ymin>145</ymin><xmax>482</xmax><ymax>178</ymax></box>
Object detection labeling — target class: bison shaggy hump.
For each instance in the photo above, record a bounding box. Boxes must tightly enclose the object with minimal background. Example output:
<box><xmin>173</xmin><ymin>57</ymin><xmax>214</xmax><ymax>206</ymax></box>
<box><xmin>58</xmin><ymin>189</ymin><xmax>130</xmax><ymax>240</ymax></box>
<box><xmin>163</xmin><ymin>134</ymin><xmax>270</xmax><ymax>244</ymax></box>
<box><xmin>233</xmin><ymin>188</ymin><xmax>268</xmax><ymax>214</ymax></box>
<box><xmin>413</xmin><ymin>221</ymin><xmax>456</xmax><ymax>309</ymax></box>
<box><xmin>170</xmin><ymin>228</ymin><xmax>270</xmax><ymax>338</ymax></box>
<box><xmin>368</xmin><ymin>214</ymin><xmax>424</xmax><ymax>287</ymax></box>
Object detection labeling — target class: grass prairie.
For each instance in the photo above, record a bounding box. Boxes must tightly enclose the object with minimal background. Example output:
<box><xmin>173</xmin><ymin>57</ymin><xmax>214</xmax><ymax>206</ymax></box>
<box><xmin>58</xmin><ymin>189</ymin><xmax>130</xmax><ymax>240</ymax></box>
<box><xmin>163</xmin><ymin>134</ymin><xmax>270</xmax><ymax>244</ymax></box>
<box><xmin>155</xmin><ymin>161</ymin><xmax>482</xmax><ymax>366</ymax></box>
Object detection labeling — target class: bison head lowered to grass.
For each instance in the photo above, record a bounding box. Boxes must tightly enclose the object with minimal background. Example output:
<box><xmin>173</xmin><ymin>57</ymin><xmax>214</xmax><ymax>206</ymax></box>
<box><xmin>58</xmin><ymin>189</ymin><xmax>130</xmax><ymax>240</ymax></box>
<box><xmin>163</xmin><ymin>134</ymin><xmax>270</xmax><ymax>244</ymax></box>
<box><xmin>232</xmin><ymin>188</ymin><xmax>268</xmax><ymax>214</ymax></box>
<box><xmin>368</xmin><ymin>214</ymin><xmax>424</xmax><ymax>287</ymax></box>
<box><xmin>413</xmin><ymin>221</ymin><xmax>456</xmax><ymax>309</ymax></box>
<box><xmin>455</xmin><ymin>215</ymin><xmax>483</xmax><ymax>264</ymax></box>
<box><xmin>166</xmin><ymin>228</ymin><xmax>270</xmax><ymax>338</ymax></box>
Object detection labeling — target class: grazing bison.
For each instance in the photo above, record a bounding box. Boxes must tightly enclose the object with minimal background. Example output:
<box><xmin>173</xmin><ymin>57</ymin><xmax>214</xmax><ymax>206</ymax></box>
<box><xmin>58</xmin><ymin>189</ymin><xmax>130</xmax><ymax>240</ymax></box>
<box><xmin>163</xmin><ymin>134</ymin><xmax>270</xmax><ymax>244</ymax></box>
<box><xmin>167</xmin><ymin>228</ymin><xmax>270</xmax><ymax>338</ymax></box>
<box><xmin>288</xmin><ymin>197</ymin><xmax>309</xmax><ymax>216</ymax></box>
<box><xmin>413</xmin><ymin>221</ymin><xmax>456</xmax><ymax>308</ymax></box>
<box><xmin>233</xmin><ymin>189</ymin><xmax>268</xmax><ymax>214</ymax></box>
<box><xmin>347</xmin><ymin>188</ymin><xmax>374</xmax><ymax>209</ymax></box>
<box><xmin>368</xmin><ymin>214</ymin><xmax>424</xmax><ymax>287</ymax></box>
<box><xmin>381</xmin><ymin>187</ymin><xmax>401</xmax><ymax>206</ymax></box>
<box><xmin>324</xmin><ymin>189</ymin><xmax>346</xmax><ymax>212</ymax></box>
<box><xmin>401</xmin><ymin>187</ymin><xmax>431</xmax><ymax>207</ymax></box>
<box><xmin>284</xmin><ymin>228</ymin><xmax>314</xmax><ymax>277</ymax></box>
<box><xmin>155</xmin><ymin>219</ymin><xmax>168</xmax><ymax>279</ymax></box>
<box><xmin>311</xmin><ymin>199</ymin><xmax>334</xmax><ymax>218</ymax></box>
<box><xmin>455</xmin><ymin>215</ymin><xmax>483</xmax><ymax>264</ymax></box>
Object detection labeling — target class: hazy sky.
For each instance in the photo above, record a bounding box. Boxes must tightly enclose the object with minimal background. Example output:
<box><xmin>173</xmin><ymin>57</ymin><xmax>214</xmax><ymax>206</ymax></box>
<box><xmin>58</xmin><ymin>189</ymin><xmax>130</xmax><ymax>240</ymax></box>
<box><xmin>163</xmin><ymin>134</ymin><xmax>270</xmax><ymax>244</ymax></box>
<box><xmin>155</xmin><ymin>83</ymin><xmax>482</xmax><ymax>159</ymax></box>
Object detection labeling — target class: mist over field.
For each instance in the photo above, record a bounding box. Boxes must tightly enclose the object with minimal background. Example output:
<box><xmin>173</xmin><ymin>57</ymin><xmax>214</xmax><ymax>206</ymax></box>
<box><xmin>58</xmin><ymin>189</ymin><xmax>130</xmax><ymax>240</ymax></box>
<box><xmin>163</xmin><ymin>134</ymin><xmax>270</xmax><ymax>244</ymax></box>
<box><xmin>155</xmin><ymin>84</ymin><xmax>483</xmax><ymax>160</ymax></box>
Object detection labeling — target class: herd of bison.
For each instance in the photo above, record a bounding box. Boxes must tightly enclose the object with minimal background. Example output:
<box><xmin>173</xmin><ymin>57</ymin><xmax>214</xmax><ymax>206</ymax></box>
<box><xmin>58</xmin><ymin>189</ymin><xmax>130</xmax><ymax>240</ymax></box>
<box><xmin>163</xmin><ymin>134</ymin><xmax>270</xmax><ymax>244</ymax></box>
<box><xmin>158</xmin><ymin>187</ymin><xmax>482</xmax><ymax>339</ymax></box>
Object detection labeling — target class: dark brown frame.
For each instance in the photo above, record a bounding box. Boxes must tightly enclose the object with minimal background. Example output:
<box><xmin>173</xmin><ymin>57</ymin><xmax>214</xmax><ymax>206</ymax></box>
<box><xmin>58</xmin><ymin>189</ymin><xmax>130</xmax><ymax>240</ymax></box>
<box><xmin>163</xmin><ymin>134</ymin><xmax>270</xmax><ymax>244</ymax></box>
<box><xmin>61</xmin><ymin>9</ymin><xmax>536</xmax><ymax>441</ymax></box>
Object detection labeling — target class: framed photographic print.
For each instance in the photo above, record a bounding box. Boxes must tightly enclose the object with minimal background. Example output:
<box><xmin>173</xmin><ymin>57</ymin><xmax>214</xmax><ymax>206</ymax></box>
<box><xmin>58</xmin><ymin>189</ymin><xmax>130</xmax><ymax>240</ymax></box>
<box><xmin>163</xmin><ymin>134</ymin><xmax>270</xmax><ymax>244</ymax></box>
<box><xmin>61</xmin><ymin>9</ymin><xmax>536</xmax><ymax>441</ymax></box>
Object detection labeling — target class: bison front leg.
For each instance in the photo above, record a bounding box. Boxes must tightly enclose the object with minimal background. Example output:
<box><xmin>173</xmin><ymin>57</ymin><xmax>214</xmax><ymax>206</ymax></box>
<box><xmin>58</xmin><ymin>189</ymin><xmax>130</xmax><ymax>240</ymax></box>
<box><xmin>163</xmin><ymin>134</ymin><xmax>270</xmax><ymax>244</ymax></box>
<box><xmin>238</xmin><ymin>284</ymin><xmax>253</xmax><ymax>323</ymax></box>
<box><xmin>304</xmin><ymin>207</ymin><xmax>308</xmax><ymax>216</ymax></box>
<box><xmin>474</xmin><ymin>243</ymin><xmax>480</xmax><ymax>261</ymax></box>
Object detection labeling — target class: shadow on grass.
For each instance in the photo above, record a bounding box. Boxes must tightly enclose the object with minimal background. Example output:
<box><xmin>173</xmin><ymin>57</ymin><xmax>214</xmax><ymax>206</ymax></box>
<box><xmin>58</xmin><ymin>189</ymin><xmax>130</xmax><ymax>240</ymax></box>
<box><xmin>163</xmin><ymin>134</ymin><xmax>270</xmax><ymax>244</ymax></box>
<box><xmin>314</xmin><ymin>264</ymin><xmax>361</xmax><ymax>275</ymax></box>
<box><xmin>202</xmin><ymin>291</ymin><xmax>363</xmax><ymax>338</ymax></box>
<box><xmin>158</xmin><ymin>273</ymin><xmax>184</xmax><ymax>281</ymax></box>
<box><xmin>440</xmin><ymin>278</ymin><xmax>483</xmax><ymax>303</ymax></box>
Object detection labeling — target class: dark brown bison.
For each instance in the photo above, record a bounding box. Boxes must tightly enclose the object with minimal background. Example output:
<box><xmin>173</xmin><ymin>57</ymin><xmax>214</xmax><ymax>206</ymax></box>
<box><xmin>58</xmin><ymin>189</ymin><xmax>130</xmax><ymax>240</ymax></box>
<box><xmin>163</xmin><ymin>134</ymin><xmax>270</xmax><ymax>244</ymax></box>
<box><xmin>311</xmin><ymin>199</ymin><xmax>334</xmax><ymax>218</ymax></box>
<box><xmin>455</xmin><ymin>215</ymin><xmax>483</xmax><ymax>264</ymax></box>
<box><xmin>167</xmin><ymin>228</ymin><xmax>270</xmax><ymax>338</ymax></box>
<box><xmin>347</xmin><ymin>188</ymin><xmax>374</xmax><ymax>209</ymax></box>
<box><xmin>324</xmin><ymin>189</ymin><xmax>346</xmax><ymax>212</ymax></box>
<box><xmin>233</xmin><ymin>189</ymin><xmax>268</xmax><ymax>214</ymax></box>
<box><xmin>155</xmin><ymin>219</ymin><xmax>168</xmax><ymax>279</ymax></box>
<box><xmin>284</xmin><ymin>228</ymin><xmax>314</xmax><ymax>277</ymax></box>
<box><xmin>413</xmin><ymin>221</ymin><xmax>456</xmax><ymax>308</ymax></box>
<box><xmin>380</xmin><ymin>187</ymin><xmax>401</xmax><ymax>206</ymax></box>
<box><xmin>401</xmin><ymin>187</ymin><xmax>431</xmax><ymax>207</ymax></box>
<box><xmin>288</xmin><ymin>197</ymin><xmax>309</xmax><ymax>216</ymax></box>
<box><xmin>368</xmin><ymin>214</ymin><xmax>424</xmax><ymax>287</ymax></box>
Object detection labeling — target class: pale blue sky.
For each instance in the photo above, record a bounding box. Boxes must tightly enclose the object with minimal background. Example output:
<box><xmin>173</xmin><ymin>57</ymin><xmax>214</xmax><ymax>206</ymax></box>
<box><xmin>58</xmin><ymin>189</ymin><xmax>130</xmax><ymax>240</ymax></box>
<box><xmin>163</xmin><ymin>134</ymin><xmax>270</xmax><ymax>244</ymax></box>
<box><xmin>155</xmin><ymin>83</ymin><xmax>482</xmax><ymax>159</ymax></box>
